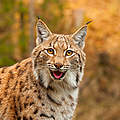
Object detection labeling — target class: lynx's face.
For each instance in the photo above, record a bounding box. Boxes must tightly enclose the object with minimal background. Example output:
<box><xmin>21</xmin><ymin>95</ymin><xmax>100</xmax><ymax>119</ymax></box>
<box><xmin>32</xmin><ymin>18</ymin><xmax>87</xmax><ymax>88</ymax></box>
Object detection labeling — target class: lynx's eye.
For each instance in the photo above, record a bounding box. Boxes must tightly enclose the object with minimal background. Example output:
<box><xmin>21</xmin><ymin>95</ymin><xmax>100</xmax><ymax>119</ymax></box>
<box><xmin>47</xmin><ymin>48</ymin><xmax>54</xmax><ymax>55</ymax></box>
<box><xmin>65</xmin><ymin>50</ymin><xmax>74</xmax><ymax>56</ymax></box>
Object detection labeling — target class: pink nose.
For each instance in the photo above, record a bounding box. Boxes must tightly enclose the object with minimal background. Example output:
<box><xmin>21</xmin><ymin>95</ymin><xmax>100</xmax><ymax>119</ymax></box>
<box><xmin>54</xmin><ymin>63</ymin><xmax>63</xmax><ymax>69</ymax></box>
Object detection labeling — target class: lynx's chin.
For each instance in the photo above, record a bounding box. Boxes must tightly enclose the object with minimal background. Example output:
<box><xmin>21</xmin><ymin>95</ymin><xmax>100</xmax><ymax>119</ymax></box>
<box><xmin>50</xmin><ymin>70</ymin><xmax>66</xmax><ymax>80</ymax></box>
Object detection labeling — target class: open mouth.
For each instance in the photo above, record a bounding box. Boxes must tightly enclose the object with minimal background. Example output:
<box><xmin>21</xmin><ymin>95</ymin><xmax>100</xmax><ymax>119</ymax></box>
<box><xmin>50</xmin><ymin>70</ymin><xmax>66</xmax><ymax>80</ymax></box>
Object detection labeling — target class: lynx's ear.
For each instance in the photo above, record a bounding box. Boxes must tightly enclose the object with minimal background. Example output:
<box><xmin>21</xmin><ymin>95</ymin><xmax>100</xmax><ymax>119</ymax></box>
<box><xmin>36</xmin><ymin>18</ymin><xmax>52</xmax><ymax>46</ymax></box>
<box><xmin>72</xmin><ymin>25</ymin><xmax>87</xmax><ymax>49</ymax></box>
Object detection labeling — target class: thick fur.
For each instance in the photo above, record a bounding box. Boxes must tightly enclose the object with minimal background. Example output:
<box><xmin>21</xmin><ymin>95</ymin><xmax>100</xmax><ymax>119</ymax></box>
<box><xmin>0</xmin><ymin>19</ymin><xmax>87</xmax><ymax>120</ymax></box>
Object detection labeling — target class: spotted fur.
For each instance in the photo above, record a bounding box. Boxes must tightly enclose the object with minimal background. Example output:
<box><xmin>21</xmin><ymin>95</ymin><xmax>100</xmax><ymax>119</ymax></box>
<box><xmin>0</xmin><ymin>18</ymin><xmax>88</xmax><ymax>120</ymax></box>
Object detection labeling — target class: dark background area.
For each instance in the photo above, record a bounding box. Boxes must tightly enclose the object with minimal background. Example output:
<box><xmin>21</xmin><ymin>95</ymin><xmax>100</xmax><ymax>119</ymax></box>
<box><xmin>0</xmin><ymin>0</ymin><xmax>120</xmax><ymax>120</ymax></box>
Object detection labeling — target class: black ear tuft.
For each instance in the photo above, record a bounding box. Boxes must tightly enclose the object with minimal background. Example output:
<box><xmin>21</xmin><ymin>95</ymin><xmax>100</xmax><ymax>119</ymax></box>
<box><xmin>86</xmin><ymin>20</ymin><xmax>92</xmax><ymax>25</ymax></box>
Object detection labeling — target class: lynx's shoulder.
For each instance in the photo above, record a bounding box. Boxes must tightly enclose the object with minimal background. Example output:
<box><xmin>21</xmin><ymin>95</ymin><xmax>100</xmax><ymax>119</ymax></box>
<box><xmin>0</xmin><ymin>57</ymin><xmax>32</xmax><ymax>90</ymax></box>
<box><xmin>0</xmin><ymin>58</ymin><xmax>32</xmax><ymax>90</ymax></box>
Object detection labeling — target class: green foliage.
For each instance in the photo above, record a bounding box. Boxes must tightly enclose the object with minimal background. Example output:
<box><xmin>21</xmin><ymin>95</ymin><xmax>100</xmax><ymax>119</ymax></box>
<box><xmin>17</xmin><ymin>0</ymin><xmax>28</xmax><ymax>14</ymax></box>
<box><xmin>0</xmin><ymin>34</ymin><xmax>16</xmax><ymax>67</ymax></box>
<box><xmin>0</xmin><ymin>56</ymin><xmax>16</xmax><ymax>67</ymax></box>
<box><xmin>39</xmin><ymin>0</ymin><xmax>64</xmax><ymax>33</ymax></box>
<box><xmin>0</xmin><ymin>0</ymin><xmax>16</xmax><ymax>67</ymax></box>
<box><xmin>0</xmin><ymin>0</ymin><xmax>15</xmax><ymax>12</ymax></box>
<box><xmin>18</xmin><ymin>29</ymin><xmax>29</xmax><ymax>58</ymax></box>
<box><xmin>0</xmin><ymin>0</ymin><xmax>15</xmax><ymax>32</ymax></box>
<box><xmin>0</xmin><ymin>0</ymin><xmax>29</xmax><ymax>66</ymax></box>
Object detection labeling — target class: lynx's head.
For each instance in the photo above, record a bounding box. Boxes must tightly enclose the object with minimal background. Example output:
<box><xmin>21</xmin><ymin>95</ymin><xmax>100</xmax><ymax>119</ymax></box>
<box><xmin>32</xmin><ymin>18</ymin><xmax>87</xmax><ymax>89</ymax></box>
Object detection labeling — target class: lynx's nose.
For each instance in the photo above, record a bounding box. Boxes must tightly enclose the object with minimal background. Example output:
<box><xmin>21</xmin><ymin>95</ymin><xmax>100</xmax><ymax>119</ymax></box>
<box><xmin>54</xmin><ymin>63</ymin><xmax>63</xmax><ymax>69</ymax></box>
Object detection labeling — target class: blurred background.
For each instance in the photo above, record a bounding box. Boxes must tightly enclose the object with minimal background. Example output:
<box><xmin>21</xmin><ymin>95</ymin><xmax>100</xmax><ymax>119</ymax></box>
<box><xmin>0</xmin><ymin>0</ymin><xmax>120</xmax><ymax>120</ymax></box>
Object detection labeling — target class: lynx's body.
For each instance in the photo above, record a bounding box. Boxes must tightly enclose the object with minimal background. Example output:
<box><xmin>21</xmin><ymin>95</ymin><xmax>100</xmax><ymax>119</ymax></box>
<box><xmin>0</xmin><ymin>18</ymin><xmax>88</xmax><ymax>120</ymax></box>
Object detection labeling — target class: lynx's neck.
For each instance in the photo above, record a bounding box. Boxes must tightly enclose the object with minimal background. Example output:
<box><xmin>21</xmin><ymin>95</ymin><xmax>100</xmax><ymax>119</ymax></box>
<box><xmin>46</xmin><ymin>70</ymin><xmax>82</xmax><ymax>106</ymax></box>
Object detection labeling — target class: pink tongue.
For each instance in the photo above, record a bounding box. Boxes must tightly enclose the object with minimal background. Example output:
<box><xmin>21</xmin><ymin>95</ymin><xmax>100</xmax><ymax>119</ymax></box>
<box><xmin>53</xmin><ymin>71</ymin><xmax>63</xmax><ymax>79</ymax></box>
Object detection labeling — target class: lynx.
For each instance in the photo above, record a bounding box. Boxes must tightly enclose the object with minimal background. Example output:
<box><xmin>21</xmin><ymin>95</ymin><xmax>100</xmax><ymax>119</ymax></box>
<box><xmin>0</xmin><ymin>18</ymin><xmax>88</xmax><ymax>120</ymax></box>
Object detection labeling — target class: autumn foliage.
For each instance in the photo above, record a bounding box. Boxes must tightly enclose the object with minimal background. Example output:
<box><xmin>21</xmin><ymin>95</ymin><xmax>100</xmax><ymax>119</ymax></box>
<box><xmin>0</xmin><ymin>0</ymin><xmax>120</xmax><ymax>120</ymax></box>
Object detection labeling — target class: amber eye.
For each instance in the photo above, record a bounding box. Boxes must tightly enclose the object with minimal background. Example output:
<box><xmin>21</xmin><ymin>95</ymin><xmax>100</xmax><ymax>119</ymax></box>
<box><xmin>47</xmin><ymin>48</ymin><xmax>54</xmax><ymax>55</ymax></box>
<box><xmin>65</xmin><ymin>50</ymin><xmax>73</xmax><ymax>56</ymax></box>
